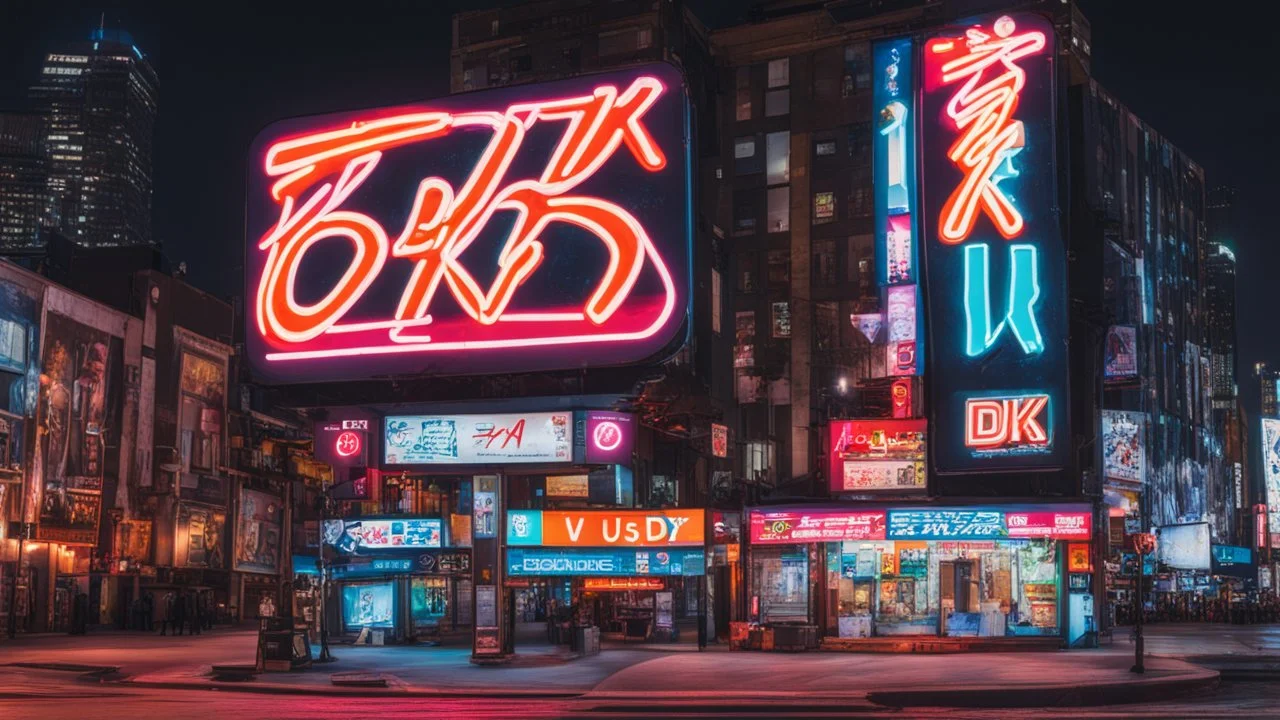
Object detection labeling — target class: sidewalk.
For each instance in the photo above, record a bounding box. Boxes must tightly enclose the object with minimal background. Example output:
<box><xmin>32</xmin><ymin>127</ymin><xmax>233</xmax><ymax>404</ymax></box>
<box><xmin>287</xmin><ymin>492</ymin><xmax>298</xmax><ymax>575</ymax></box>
<box><xmin>4</xmin><ymin>624</ymin><xmax>1245</xmax><ymax>708</ymax></box>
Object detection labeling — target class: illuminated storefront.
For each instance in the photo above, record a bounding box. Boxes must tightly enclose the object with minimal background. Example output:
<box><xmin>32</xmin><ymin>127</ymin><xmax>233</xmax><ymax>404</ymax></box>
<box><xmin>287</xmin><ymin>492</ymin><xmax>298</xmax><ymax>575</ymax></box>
<box><xmin>748</xmin><ymin>505</ymin><xmax>1090</xmax><ymax>639</ymax></box>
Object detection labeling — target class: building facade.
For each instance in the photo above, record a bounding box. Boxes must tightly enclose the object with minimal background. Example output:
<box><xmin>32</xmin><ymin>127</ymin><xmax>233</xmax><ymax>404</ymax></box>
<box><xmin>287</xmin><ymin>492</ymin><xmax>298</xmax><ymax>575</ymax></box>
<box><xmin>0</xmin><ymin>114</ymin><xmax>48</xmax><ymax>250</ymax></box>
<box><xmin>29</xmin><ymin>28</ymin><xmax>158</xmax><ymax>248</ymax></box>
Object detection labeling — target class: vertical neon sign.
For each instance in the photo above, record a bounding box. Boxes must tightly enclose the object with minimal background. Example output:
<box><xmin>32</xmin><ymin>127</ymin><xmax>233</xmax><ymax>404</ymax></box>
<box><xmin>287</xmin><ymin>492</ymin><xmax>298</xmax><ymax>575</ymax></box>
<box><xmin>873</xmin><ymin>37</ymin><xmax>922</xmax><ymax>376</ymax></box>
<box><xmin>922</xmin><ymin>14</ymin><xmax>1069</xmax><ymax>473</ymax></box>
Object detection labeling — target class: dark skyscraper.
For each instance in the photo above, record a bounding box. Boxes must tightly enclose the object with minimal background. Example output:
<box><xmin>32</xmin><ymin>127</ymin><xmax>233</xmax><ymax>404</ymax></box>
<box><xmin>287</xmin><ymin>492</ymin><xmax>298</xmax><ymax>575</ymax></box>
<box><xmin>0</xmin><ymin>112</ymin><xmax>48</xmax><ymax>249</ymax></box>
<box><xmin>1206</xmin><ymin>242</ymin><xmax>1238</xmax><ymax>407</ymax></box>
<box><xmin>29</xmin><ymin>27</ymin><xmax>158</xmax><ymax>248</ymax></box>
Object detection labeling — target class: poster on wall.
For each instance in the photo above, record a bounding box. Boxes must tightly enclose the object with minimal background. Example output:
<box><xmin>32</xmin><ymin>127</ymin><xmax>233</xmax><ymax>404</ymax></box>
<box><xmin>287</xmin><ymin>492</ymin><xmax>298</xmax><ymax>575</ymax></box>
<box><xmin>1104</xmin><ymin>325</ymin><xmax>1138</xmax><ymax>380</ymax></box>
<box><xmin>234</xmin><ymin>487</ymin><xmax>283</xmax><ymax>574</ymax></box>
<box><xmin>385</xmin><ymin>412</ymin><xmax>570</xmax><ymax>465</ymax></box>
<box><xmin>1102</xmin><ymin>410</ymin><xmax>1146</xmax><ymax>483</ymax></box>
<box><xmin>921</xmin><ymin>13</ymin><xmax>1069</xmax><ymax>475</ymax></box>
<box><xmin>835</xmin><ymin>460</ymin><xmax>925</xmax><ymax>492</ymax></box>
<box><xmin>176</xmin><ymin>502</ymin><xmax>226</xmax><ymax>569</ymax></box>
<box><xmin>1263</xmin><ymin>419</ymin><xmax>1280</xmax><ymax>536</ymax></box>
<box><xmin>37</xmin><ymin>312</ymin><xmax>121</xmax><ymax>544</ymax></box>
<box><xmin>323</xmin><ymin>518</ymin><xmax>442</xmax><ymax>553</ymax></box>
<box><xmin>473</xmin><ymin>475</ymin><xmax>498</xmax><ymax>539</ymax></box>
<box><xmin>711</xmin><ymin>423</ymin><xmax>729</xmax><ymax>458</ymax></box>
<box><xmin>178</xmin><ymin>351</ymin><xmax>226</xmax><ymax>484</ymax></box>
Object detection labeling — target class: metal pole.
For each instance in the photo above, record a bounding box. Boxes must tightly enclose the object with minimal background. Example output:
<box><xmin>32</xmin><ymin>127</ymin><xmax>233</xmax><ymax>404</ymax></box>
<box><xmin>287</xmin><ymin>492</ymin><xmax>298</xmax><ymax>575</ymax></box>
<box><xmin>1131</xmin><ymin>549</ymin><xmax>1144</xmax><ymax>674</ymax></box>
<box><xmin>7</xmin><ymin>531</ymin><xmax>23</xmax><ymax>639</ymax></box>
<box><xmin>317</xmin><ymin>492</ymin><xmax>334</xmax><ymax>663</ymax></box>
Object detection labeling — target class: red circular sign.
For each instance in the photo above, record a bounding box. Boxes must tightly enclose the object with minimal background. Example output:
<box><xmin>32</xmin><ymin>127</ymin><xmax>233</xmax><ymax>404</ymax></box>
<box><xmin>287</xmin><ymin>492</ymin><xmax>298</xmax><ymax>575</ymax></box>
<box><xmin>335</xmin><ymin>430</ymin><xmax>362</xmax><ymax>458</ymax></box>
<box><xmin>593</xmin><ymin>421</ymin><xmax>623</xmax><ymax>452</ymax></box>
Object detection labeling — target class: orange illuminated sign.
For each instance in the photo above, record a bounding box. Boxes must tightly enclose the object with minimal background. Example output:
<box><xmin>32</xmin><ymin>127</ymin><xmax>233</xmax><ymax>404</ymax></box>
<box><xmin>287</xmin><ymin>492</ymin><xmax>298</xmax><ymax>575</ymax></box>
<box><xmin>583</xmin><ymin>577</ymin><xmax>665</xmax><ymax>591</ymax></box>
<box><xmin>510</xmin><ymin>509</ymin><xmax>704</xmax><ymax>547</ymax></box>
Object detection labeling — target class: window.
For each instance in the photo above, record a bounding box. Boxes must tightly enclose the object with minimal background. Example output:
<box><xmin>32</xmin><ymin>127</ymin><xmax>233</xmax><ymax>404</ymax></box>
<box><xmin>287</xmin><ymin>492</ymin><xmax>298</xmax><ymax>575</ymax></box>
<box><xmin>637</xmin><ymin>27</ymin><xmax>653</xmax><ymax>50</ymax></box>
<box><xmin>509</xmin><ymin>54</ymin><xmax>532</xmax><ymax>74</ymax></box>
<box><xmin>765</xmin><ymin>131</ymin><xmax>790</xmax><ymax>184</ymax></box>
<box><xmin>812</xmin><ymin>240</ymin><xmax>836</xmax><ymax>287</ymax></box>
<box><xmin>849</xmin><ymin>234</ymin><xmax>874</xmax><ymax>296</ymax></box>
<box><xmin>711</xmin><ymin>269</ymin><xmax>722</xmax><ymax>334</ymax></box>
<box><xmin>767</xmin><ymin>186</ymin><xmax>790</xmax><ymax>232</ymax></box>
<box><xmin>771</xmin><ymin>301</ymin><xmax>792</xmax><ymax>338</ymax></box>
<box><xmin>765</xmin><ymin>88</ymin><xmax>790</xmax><ymax>117</ymax></box>
<box><xmin>743</xmin><ymin>440</ymin><xmax>775</xmax><ymax>483</ymax></box>
<box><xmin>849</xmin><ymin>187</ymin><xmax>872</xmax><ymax>218</ymax></box>
<box><xmin>815</xmin><ymin>301</ymin><xmax>839</xmax><ymax>352</ymax></box>
<box><xmin>733</xmin><ymin>191</ymin><xmax>757</xmax><ymax>236</ymax></box>
<box><xmin>0</xmin><ymin>318</ymin><xmax>26</xmax><ymax>370</ymax></box>
<box><xmin>599</xmin><ymin>27</ymin><xmax>650</xmax><ymax>56</ymax></box>
<box><xmin>767</xmin><ymin>249</ymin><xmax>790</xmax><ymax>287</ymax></box>
<box><xmin>738</xmin><ymin>252</ymin><xmax>758</xmax><ymax>293</ymax></box>
<box><xmin>848</xmin><ymin>122</ymin><xmax>871</xmax><ymax>166</ymax></box>
<box><xmin>736</xmin><ymin>67</ymin><xmax>752</xmax><ymax>122</ymax></box>
<box><xmin>768</xmin><ymin>58</ymin><xmax>790</xmax><ymax>88</ymax></box>
<box><xmin>845</xmin><ymin>43</ymin><xmax>871</xmax><ymax>92</ymax></box>
<box><xmin>462</xmin><ymin>65</ymin><xmax>487</xmax><ymax>91</ymax></box>
<box><xmin>814</xmin><ymin>192</ymin><xmax>835</xmax><ymax>224</ymax></box>
<box><xmin>734</xmin><ymin>136</ymin><xmax>762</xmax><ymax>175</ymax></box>
<box><xmin>815</xmin><ymin>139</ymin><xmax>837</xmax><ymax>157</ymax></box>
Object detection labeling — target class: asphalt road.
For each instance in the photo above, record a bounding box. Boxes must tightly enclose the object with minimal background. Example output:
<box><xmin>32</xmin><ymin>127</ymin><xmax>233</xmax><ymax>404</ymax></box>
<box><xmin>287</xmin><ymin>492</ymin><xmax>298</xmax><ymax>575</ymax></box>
<box><xmin>3</xmin><ymin>666</ymin><xmax>1280</xmax><ymax>719</ymax></box>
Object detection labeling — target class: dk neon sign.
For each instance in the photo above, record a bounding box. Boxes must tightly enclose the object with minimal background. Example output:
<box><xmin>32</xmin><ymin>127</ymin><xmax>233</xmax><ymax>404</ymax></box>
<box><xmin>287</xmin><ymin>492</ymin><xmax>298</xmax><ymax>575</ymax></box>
<box><xmin>922</xmin><ymin>14</ymin><xmax>1068</xmax><ymax>472</ymax></box>
<box><xmin>245</xmin><ymin>65</ymin><xmax>691</xmax><ymax>383</ymax></box>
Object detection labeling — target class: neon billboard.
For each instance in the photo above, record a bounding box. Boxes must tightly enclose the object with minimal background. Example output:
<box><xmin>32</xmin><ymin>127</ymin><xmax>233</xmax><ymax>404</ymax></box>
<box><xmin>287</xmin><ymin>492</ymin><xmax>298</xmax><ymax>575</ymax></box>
<box><xmin>873</xmin><ymin>37</ymin><xmax>918</xmax><ymax>287</ymax></box>
<box><xmin>244</xmin><ymin>65</ymin><xmax>691</xmax><ymax>383</ymax></box>
<box><xmin>922</xmin><ymin>14</ymin><xmax>1069</xmax><ymax>474</ymax></box>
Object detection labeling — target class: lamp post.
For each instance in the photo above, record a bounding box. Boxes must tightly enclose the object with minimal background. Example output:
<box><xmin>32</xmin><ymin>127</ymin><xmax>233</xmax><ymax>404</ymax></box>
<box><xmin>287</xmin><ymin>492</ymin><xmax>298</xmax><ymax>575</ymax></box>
<box><xmin>1130</xmin><ymin>532</ymin><xmax>1157</xmax><ymax>674</ymax></box>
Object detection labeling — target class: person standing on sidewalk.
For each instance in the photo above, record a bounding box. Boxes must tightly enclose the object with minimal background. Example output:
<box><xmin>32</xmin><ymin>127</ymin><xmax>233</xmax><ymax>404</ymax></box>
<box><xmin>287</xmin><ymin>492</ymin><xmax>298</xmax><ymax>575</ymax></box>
<box><xmin>173</xmin><ymin>590</ymin><xmax>187</xmax><ymax>636</ymax></box>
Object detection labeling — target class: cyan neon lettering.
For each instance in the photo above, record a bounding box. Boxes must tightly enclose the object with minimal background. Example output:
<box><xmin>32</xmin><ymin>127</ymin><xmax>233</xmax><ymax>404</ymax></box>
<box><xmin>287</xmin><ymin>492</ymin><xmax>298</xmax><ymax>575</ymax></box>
<box><xmin>962</xmin><ymin>243</ymin><xmax>1043</xmax><ymax>357</ymax></box>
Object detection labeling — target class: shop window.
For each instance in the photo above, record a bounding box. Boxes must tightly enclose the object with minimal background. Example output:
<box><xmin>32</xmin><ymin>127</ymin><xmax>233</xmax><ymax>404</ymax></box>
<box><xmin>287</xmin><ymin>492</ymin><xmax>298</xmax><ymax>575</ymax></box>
<box><xmin>765</xmin><ymin>131</ymin><xmax>790</xmax><ymax>185</ymax></box>
<box><xmin>753</xmin><ymin>545</ymin><xmax>808</xmax><ymax>623</ymax></box>
<box><xmin>765</xmin><ymin>88</ymin><xmax>790</xmax><ymax>117</ymax></box>
<box><xmin>411</xmin><ymin>577</ymin><xmax>449</xmax><ymax>629</ymax></box>
<box><xmin>767</xmin><ymin>186</ymin><xmax>790</xmax><ymax>232</ymax></box>
<box><xmin>814</xmin><ymin>191</ymin><xmax>835</xmax><ymax>224</ymax></box>
<box><xmin>767</xmin><ymin>58</ymin><xmax>790</xmax><ymax>88</ymax></box>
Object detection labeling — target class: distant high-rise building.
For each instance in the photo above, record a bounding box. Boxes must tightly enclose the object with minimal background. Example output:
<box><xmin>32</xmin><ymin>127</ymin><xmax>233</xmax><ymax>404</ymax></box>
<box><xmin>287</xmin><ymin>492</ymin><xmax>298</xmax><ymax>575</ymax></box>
<box><xmin>1260</xmin><ymin>362</ymin><xmax>1279</xmax><ymax>419</ymax></box>
<box><xmin>1207</xmin><ymin>185</ymin><xmax>1236</xmax><ymax>243</ymax></box>
<box><xmin>0</xmin><ymin>113</ymin><xmax>48</xmax><ymax>249</ymax></box>
<box><xmin>29</xmin><ymin>27</ymin><xmax>158</xmax><ymax>248</ymax></box>
<box><xmin>1206</xmin><ymin>242</ymin><xmax>1238</xmax><ymax>408</ymax></box>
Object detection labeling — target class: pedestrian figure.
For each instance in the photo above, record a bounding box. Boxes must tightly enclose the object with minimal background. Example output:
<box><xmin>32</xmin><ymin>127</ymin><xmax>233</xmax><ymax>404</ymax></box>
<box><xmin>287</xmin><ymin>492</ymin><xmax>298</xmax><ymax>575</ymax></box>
<box><xmin>142</xmin><ymin>593</ymin><xmax>154</xmax><ymax>632</ymax></box>
<box><xmin>173</xmin><ymin>590</ymin><xmax>187</xmax><ymax>636</ymax></box>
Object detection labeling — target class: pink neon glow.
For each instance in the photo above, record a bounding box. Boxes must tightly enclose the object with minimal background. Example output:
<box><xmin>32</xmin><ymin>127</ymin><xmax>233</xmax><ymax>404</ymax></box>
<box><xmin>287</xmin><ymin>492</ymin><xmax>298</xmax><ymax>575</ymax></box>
<box><xmin>928</xmin><ymin>16</ymin><xmax>1046</xmax><ymax>244</ymax></box>
<box><xmin>253</xmin><ymin>77</ymin><xmax>680</xmax><ymax>363</ymax></box>
<box><xmin>964</xmin><ymin>395</ymin><xmax>1049</xmax><ymax>449</ymax></box>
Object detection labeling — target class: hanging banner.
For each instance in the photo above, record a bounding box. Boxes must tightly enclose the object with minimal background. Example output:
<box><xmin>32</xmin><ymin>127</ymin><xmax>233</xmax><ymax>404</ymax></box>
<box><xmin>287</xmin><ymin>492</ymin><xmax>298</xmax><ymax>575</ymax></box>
<box><xmin>922</xmin><ymin>14</ymin><xmax>1069</xmax><ymax>475</ymax></box>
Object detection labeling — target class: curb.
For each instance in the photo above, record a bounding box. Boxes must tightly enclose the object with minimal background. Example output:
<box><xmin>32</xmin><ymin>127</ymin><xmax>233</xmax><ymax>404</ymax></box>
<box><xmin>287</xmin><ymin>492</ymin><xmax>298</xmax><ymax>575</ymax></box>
<box><xmin>7</xmin><ymin>662</ymin><xmax>120</xmax><ymax>674</ymax></box>
<box><xmin>120</xmin><ymin>677</ymin><xmax>587</xmax><ymax>699</ymax></box>
<box><xmin>865</xmin><ymin>669</ymin><xmax>1220</xmax><ymax>708</ymax></box>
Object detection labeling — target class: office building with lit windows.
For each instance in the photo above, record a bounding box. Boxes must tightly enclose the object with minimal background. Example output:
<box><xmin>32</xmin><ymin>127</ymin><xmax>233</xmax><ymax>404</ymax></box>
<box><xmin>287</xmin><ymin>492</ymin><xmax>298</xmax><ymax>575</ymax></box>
<box><xmin>29</xmin><ymin>28</ymin><xmax>158</xmax><ymax>248</ymax></box>
<box><xmin>0</xmin><ymin>113</ymin><xmax>48</xmax><ymax>249</ymax></box>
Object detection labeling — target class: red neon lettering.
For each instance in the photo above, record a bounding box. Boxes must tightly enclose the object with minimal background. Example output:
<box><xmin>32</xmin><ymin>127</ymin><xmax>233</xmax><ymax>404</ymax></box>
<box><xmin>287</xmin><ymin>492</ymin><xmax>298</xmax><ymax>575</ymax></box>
<box><xmin>254</xmin><ymin>77</ymin><xmax>678</xmax><ymax>360</ymax></box>
<box><xmin>964</xmin><ymin>394</ymin><xmax>1049</xmax><ymax>450</ymax></box>
<box><xmin>475</xmin><ymin>419</ymin><xmax>525</xmax><ymax>450</ymax></box>
<box><xmin>930</xmin><ymin>16</ymin><xmax>1046</xmax><ymax>244</ymax></box>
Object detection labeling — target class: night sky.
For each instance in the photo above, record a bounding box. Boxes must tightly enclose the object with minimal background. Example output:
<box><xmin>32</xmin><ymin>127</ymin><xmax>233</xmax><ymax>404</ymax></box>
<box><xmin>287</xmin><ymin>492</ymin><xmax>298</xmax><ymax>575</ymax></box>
<box><xmin>0</xmin><ymin>1</ymin><xmax>1274</xmax><ymax>417</ymax></box>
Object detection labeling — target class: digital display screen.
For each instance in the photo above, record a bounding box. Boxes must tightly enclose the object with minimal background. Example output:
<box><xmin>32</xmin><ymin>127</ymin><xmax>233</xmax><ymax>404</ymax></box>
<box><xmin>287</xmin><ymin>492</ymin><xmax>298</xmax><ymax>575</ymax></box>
<box><xmin>342</xmin><ymin>582</ymin><xmax>395</xmax><ymax>630</ymax></box>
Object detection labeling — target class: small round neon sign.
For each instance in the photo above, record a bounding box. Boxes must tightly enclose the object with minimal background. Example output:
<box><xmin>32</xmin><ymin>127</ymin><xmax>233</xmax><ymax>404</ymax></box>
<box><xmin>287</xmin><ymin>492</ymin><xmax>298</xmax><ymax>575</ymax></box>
<box><xmin>592</xmin><ymin>421</ymin><xmax>623</xmax><ymax>452</ymax></box>
<box><xmin>335</xmin><ymin>430</ymin><xmax>362</xmax><ymax>458</ymax></box>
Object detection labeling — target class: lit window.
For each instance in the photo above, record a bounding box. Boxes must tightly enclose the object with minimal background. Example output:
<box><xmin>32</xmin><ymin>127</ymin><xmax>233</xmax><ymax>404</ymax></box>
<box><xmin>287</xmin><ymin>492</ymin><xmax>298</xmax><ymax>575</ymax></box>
<box><xmin>815</xmin><ymin>139</ymin><xmax>837</xmax><ymax>157</ymax></box>
<box><xmin>768</xmin><ymin>58</ymin><xmax>790</xmax><ymax>88</ymax></box>
<box><xmin>734</xmin><ymin>137</ymin><xmax>756</xmax><ymax>159</ymax></box>
<box><xmin>767</xmin><ymin>186</ymin><xmax>789</xmax><ymax>232</ymax></box>
<box><xmin>766</xmin><ymin>131</ymin><xmax>790</xmax><ymax>185</ymax></box>
<box><xmin>814</xmin><ymin>192</ymin><xmax>835</xmax><ymax>223</ymax></box>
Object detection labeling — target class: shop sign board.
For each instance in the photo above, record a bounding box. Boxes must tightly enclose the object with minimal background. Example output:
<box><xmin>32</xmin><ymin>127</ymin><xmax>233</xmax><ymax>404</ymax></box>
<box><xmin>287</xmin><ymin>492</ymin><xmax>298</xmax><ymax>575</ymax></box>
<box><xmin>828</xmin><ymin>419</ymin><xmax>927</xmax><ymax>491</ymax></box>
<box><xmin>583</xmin><ymin>411</ymin><xmax>636</xmax><ymax>465</ymax></box>
<box><xmin>750</xmin><ymin>510</ymin><xmax>887</xmax><ymax>545</ymax></box>
<box><xmin>385</xmin><ymin>412</ymin><xmax>571</xmax><ymax>465</ymax></box>
<box><xmin>832</xmin><ymin>460</ymin><xmax>925</xmax><ymax>492</ymax></box>
<box><xmin>583</xmin><ymin>577</ymin><xmax>665</xmax><ymax>591</ymax></box>
<box><xmin>1006</xmin><ymin>510</ymin><xmax>1092</xmax><ymax>539</ymax></box>
<box><xmin>506</xmin><ymin>547</ymin><xmax>705</xmax><ymax>576</ymax></box>
<box><xmin>545</xmin><ymin>475</ymin><xmax>589</xmax><ymax>498</ymax></box>
<box><xmin>244</xmin><ymin>64</ymin><xmax>692</xmax><ymax>383</ymax></box>
<box><xmin>323</xmin><ymin>517</ymin><xmax>442</xmax><ymax>551</ymax></box>
<box><xmin>922</xmin><ymin>13</ymin><xmax>1069</xmax><ymax>474</ymax></box>
<box><xmin>887</xmin><ymin>509</ymin><xmax>1006</xmax><ymax>540</ymax></box>
<box><xmin>506</xmin><ymin>509</ymin><xmax>704</xmax><ymax>547</ymax></box>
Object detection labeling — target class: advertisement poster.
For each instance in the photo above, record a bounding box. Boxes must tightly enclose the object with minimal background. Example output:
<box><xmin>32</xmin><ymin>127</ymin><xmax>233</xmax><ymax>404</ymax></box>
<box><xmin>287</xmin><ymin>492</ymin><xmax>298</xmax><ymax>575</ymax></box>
<box><xmin>750</xmin><ymin>510</ymin><xmax>887</xmax><ymax>544</ymax></box>
<box><xmin>851</xmin><ymin>313</ymin><xmax>882</xmax><ymax>343</ymax></box>
<box><xmin>734</xmin><ymin>311</ymin><xmax>755</xmax><ymax>368</ymax></box>
<box><xmin>771</xmin><ymin>302</ymin><xmax>791</xmax><ymax>338</ymax></box>
<box><xmin>583</xmin><ymin>411</ymin><xmax>635</xmax><ymax>465</ymax></box>
<box><xmin>475</xmin><ymin>585</ymin><xmax>497</xmax><ymax>627</ymax></box>
<box><xmin>323</xmin><ymin>518</ymin><xmax>442</xmax><ymax>552</ymax></box>
<box><xmin>873</xmin><ymin>36</ymin><xmax>917</xmax><ymax>286</ymax></box>
<box><xmin>37</xmin><ymin>312</ymin><xmax>121</xmax><ymax>544</ymax></box>
<box><xmin>1158</xmin><ymin>522</ymin><xmax>1211</xmax><ymax>570</ymax></box>
<box><xmin>342</xmin><ymin>583</ymin><xmax>394</xmax><ymax>629</ymax></box>
<box><xmin>1264</xmin><ymin>418</ymin><xmax>1280</xmax><ymax>536</ymax></box>
<box><xmin>655</xmin><ymin>591</ymin><xmax>674</xmax><ymax>629</ymax></box>
<box><xmin>545</xmin><ymin>475</ymin><xmax>589</xmax><ymax>498</ymax></box>
<box><xmin>1104</xmin><ymin>325</ymin><xmax>1138</xmax><ymax>379</ymax></box>
<box><xmin>385</xmin><ymin>412</ymin><xmax>570</xmax><ymax>465</ymax></box>
<box><xmin>711</xmin><ymin>423</ymin><xmax>729</xmax><ymax>458</ymax></box>
<box><xmin>176</xmin><ymin>502</ymin><xmax>226</xmax><ymax>569</ymax></box>
<box><xmin>507</xmin><ymin>509</ymin><xmax>705</xmax><ymax>547</ymax></box>
<box><xmin>885</xmin><ymin>285</ymin><xmax>918</xmax><ymax>377</ymax></box>
<box><xmin>1102</xmin><ymin>410</ymin><xmax>1145</xmax><ymax>483</ymax></box>
<box><xmin>234</xmin><ymin>487</ymin><xmax>283</xmax><ymax>574</ymax></box>
<box><xmin>116</xmin><ymin>519</ymin><xmax>152</xmax><ymax>564</ymax></box>
<box><xmin>473</xmin><ymin>475</ymin><xmax>498</xmax><ymax>539</ymax></box>
<box><xmin>835</xmin><ymin>460</ymin><xmax>925</xmax><ymax>492</ymax></box>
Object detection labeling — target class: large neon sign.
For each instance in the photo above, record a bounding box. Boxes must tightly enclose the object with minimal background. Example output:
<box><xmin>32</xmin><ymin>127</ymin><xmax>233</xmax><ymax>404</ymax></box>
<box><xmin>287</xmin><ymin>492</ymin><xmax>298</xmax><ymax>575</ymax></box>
<box><xmin>922</xmin><ymin>14</ymin><xmax>1069</xmax><ymax>475</ymax></box>
<box><xmin>244</xmin><ymin>65</ymin><xmax>691</xmax><ymax>383</ymax></box>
